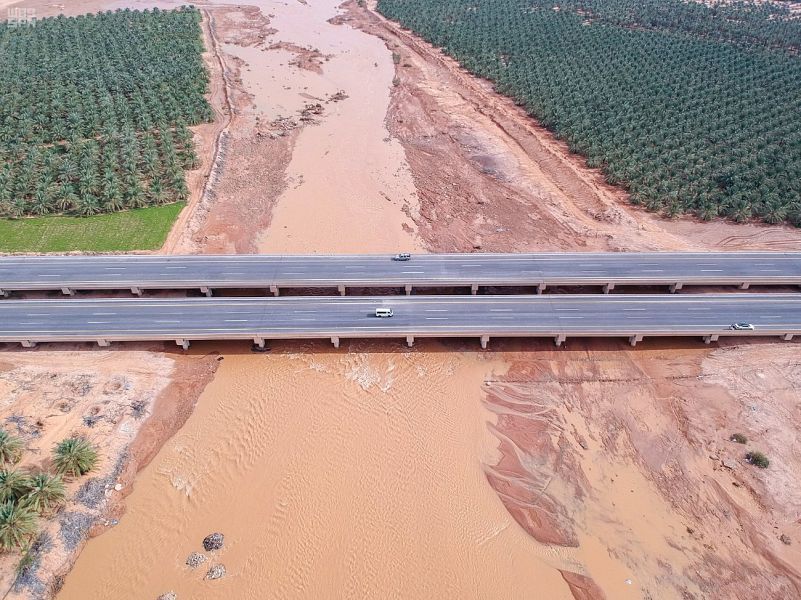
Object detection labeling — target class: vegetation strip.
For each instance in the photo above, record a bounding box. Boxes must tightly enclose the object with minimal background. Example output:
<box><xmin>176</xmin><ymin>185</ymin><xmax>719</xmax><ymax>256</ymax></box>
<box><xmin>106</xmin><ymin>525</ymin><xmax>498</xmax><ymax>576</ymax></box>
<box><xmin>376</xmin><ymin>0</ymin><xmax>801</xmax><ymax>226</ymax></box>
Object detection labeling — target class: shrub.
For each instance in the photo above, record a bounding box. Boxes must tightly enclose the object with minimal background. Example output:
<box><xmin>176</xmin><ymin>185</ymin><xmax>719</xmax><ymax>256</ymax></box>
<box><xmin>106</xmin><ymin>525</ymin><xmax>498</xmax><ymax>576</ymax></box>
<box><xmin>52</xmin><ymin>438</ymin><xmax>98</xmax><ymax>478</ymax></box>
<box><xmin>0</xmin><ymin>470</ymin><xmax>33</xmax><ymax>504</ymax></box>
<box><xmin>24</xmin><ymin>473</ymin><xmax>66</xmax><ymax>515</ymax></box>
<box><xmin>745</xmin><ymin>451</ymin><xmax>770</xmax><ymax>469</ymax></box>
<box><xmin>730</xmin><ymin>433</ymin><xmax>747</xmax><ymax>444</ymax></box>
<box><xmin>0</xmin><ymin>431</ymin><xmax>24</xmax><ymax>466</ymax></box>
<box><xmin>0</xmin><ymin>501</ymin><xmax>38</xmax><ymax>551</ymax></box>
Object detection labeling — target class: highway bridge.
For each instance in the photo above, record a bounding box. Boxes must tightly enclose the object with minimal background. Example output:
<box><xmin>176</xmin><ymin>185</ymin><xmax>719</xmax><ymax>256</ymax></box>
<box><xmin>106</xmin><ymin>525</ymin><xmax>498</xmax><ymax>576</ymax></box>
<box><xmin>1</xmin><ymin>294</ymin><xmax>798</xmax><ymax>349</ymax></box>
<box><xmin>1</xmin><ymin>252</ymin><xmax>800</xmax><ymax>297</ymax></box>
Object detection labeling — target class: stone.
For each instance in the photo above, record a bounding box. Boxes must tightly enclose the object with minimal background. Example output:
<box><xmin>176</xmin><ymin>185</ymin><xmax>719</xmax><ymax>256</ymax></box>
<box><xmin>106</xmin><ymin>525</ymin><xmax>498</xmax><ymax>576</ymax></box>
<box><xmin>780</xmin><ymin>533</ymin><xmax>791</xmax><ymax>545</ymax></box>
<box><xmin>205</xmin><ymin>564</ymin><xmax>226</xmax><ymax>580</ymax></box>
<box><xmin>157</xmin><ymin>593</ymin><xmax>177</xmax><ymax>600</ymax></box>
<box><xmin>186</xmin><ymin>551</ymin><xmax>207</xmax><ymax>569</ymax></box>
<box><xmin>722</xmin><ymin>458</ymin><xmax>738</xmax><ymax>470</ymax></box>
<box><xmin>202</xmin><ymin>532</ymin><xmax>224</xmax><ymax>551</ymax></box>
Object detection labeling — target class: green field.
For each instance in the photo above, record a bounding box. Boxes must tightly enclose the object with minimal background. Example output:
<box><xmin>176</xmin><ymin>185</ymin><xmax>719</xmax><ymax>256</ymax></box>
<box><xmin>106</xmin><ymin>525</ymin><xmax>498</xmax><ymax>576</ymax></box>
<box><xmin>377</xmin><ymin>0</ymin><xmax>801</xmax><ymax>226</ymax></box>
<box><xmin>0</xmin><ymin>203</ymin><xmax>184</xmax><ymax>253</ymax></box>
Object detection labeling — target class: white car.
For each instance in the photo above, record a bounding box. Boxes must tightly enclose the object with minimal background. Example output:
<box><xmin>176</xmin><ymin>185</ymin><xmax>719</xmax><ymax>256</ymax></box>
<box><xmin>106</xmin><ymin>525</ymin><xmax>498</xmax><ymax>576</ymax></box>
<box><xmin>731</xmin><ymin>322</ymin><xmax>755</xmax><ymax>331</ymax></box>
<box><xmin>392</xmin><ymin>253</ymin><xmax>411</xmax><ymax>261</ymax></box>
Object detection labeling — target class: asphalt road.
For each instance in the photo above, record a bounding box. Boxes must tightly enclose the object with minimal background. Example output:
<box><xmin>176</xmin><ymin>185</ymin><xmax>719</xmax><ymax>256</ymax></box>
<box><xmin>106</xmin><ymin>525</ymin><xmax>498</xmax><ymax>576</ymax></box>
<box><xmin>1</xmin><ymin>294</ymin><xmax>799</xmax><ymax>345</ymax></box>
<box><xmin>1</xmin><ymin>252</ymin><xmax>800</xmax><ymax>294</ymax></box>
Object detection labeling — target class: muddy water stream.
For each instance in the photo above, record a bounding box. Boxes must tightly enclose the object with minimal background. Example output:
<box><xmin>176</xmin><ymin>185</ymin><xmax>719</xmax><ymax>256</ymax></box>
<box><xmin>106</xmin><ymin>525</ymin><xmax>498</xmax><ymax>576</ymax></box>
<box><xmin>59</xmin><ymin>1</ymin><xmax>570</xmax><ymax>598</ymax></box>
<box><xmin>59</xmin><ymin>345</ymin><xmax>573</xmax><ymax>599</ymax></box>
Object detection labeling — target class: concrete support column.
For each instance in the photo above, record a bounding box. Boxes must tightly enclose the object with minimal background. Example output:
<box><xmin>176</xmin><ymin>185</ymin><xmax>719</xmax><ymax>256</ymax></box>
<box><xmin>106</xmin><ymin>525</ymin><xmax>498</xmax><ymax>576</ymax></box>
<box><xmin>0</xmin><ymin>289</ymin><xmax>8</xmax><ymax>297</ymax></box>
<box><xmin>131</xmin><ymin>287</ymin><xmax>143</xmax><ymax>296</ymax></box>
<box><xmin>536</xmin><ymin>283</ymin><xmax>546</xmax><ymax>295</ymax></box>
<box><xmin>96</xmin><ymin>339</ymin><xmax>111</xmax><ymax>347</ymax></box>
<box><xmin>782</xmin><ymin>333</ymin><xmax>794</xmax><ymax>341</ymax></box>
<box><xmin>331</xmin><ymin>336</ymin><xmax>340</xmax><ymax>348</ymax></box>
<box><xmin>554</xmin><ymin>334</ymin><xmax>566</xmax><ymax>347</ymax></box>
<box><xmin>176</xmin><ymin>339</ymin><xmax>190</xmax><ymax>350</ymax></box>
<box><xmin>703</xmin><ymin>334</ymin><xmax>719</xmax><ymax>345</ymax></box>
<box><xmin>629</xmin><ymin>334</ymin><xmax>643</xmax><ymax>347</ymax></box>
<box><xmin>21</xmin><ymin>340</ymin><xmax>37</xmax><ymax>348</ymax></box>
<box><xmin>603</xmin><ymin>283</ymin><xmax>615</xmax><ymax>294</ymax></box>
<box><xmin>338</xmin><ymin>285</ymin><xmax>346</xmax><ymax>297</ymax></box>
<box><xmin>669</xmin><ymin>283</ymin><xmax>683</xmax><ymax>293</ymax></box>
<box><xmin>61</xmin><ymin>287</ymin><xmax>74</xmax><ymax>296</ymax></box>
<box><xmin>480</xmin><ymin>335</ymin><xmax>490</xmax><ymax>349</ymax></box>
<box><xmin>406</xmin><ymin>335</ymin><xmax>414</xmax><ymax>347</ymax></box>
<box><xmin>200</xmin><ymin>287</ymin><xmax>213</xmax><ymax>297</ymax></box>
<box><xmin>254</xmin><ymin>337</ymin><xmax>266</xmax><ymax>349</ymax></box>
<box><xmin>269</xmin><ymin>285</ymin><xmax>279</xmax><ymax>297</ymax></box>
<box><xmin>471</xmin><ymin>283</ymin><xmax>479</xmax><ymax>295</ymax></box>
<box><xmin>738</xmin><ymin>283</ymin><xmax>750</xmax><ymax>290</ymax></box>
<box><xmin>405</xmin><ymin>284</ymin><xmax>413</xmax><ymax>296</ymax></box>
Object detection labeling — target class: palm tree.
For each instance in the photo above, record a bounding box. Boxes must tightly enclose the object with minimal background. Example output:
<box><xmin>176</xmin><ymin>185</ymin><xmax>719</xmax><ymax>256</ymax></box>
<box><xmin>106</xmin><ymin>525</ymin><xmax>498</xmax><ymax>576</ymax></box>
<box><xmin>24</xmin><ymin>473</ymin><xmax>66</xmax><ymax>515</ymax></box>
<box><xmin>0</xmin><ymin>470</ymin><xmax>32</xmax><ymax>504</ymax></box>
<box><xmin>0</xmin><ymin>431</ymin><xmax>23</xmax><ymax>467</ymax></box>
<box><xmin>0</xmin><ymin>501</ymin><xmax>38</xmax><ymax>551</ymax></box>
<box><xmin>52</xmin><ymin>438</ymin><xmax>98</xmax><ymax>477</ymax></box>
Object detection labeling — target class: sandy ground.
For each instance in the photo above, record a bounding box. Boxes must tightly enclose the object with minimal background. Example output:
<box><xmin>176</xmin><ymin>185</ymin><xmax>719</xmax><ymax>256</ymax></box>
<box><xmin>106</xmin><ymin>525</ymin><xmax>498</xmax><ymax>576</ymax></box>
<box><xmin>2</xmin><ymin>0</ymin><xmax>801</xmax><ymax>598</ymax></box>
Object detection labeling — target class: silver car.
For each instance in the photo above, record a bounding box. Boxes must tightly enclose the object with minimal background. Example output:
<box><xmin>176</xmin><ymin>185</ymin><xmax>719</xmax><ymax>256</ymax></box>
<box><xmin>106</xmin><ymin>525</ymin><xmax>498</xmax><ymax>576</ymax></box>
<box><xmin>731</xmin><ymin>322</ymin><xmax>755</xmax><ymax>331</ymax></box>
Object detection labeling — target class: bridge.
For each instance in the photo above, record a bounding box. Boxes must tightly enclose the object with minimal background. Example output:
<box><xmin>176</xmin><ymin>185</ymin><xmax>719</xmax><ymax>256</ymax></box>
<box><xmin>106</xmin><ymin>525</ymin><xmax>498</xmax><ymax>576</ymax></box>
<box><xmin>1</xmin><ymin>252</ymin><xmax>800</xmax><ymax>297</ymax></box>
<box><xmin>1</xmin><ymin>294</ymin><xmax>798</xmax><ymax>349</ymax></box>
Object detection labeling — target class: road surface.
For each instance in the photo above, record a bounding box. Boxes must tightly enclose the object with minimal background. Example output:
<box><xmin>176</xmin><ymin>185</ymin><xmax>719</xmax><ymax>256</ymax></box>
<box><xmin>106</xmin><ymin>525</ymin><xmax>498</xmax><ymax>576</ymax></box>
<box><xmin>1</xmin><ymin>294</ymin><xmax>798</xmax><ymax>348</ymax></box>
<box><xmin>1</xmin><ymin>252</ymin><xmax>800</xmax><ymax>296</ymax></box>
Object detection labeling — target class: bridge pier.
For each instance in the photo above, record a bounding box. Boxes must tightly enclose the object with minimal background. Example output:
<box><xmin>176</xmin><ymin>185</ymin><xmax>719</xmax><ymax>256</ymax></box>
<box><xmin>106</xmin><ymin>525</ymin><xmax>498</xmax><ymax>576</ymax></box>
<box><xmin>21</xmin><ymin>340</ymin><xmax>37</xmax><ymax>348</ymax></box>
<box><xmin>536</xmin><ymin>283</ymin><xmax>546</xmax><ymax>295</ymax></box>
<box><xmin>176</xmin><ymin>339</ymin><xmax>190</xmax><ymax>350</ymax></box>
<box><xmin>703</xmin><ymin>334</ymin><xmax>719</xmax><ymax>344</ymax></box>
<box><xmin>480</xmin><ymin>335</ymin><xmax>490</xmax><ymax>349</ymax></box>
<box><xmin>603</xmin><ymin>283</ymin><xmax>615</xmax><ymax>294</ymax></box>
<box><xmin>338</xmin><ymin>285</ymin><xmax>346</xmax><ymax>297</ymax></box>
<box><xmin>629</xmin><ymin>334</ymin><xmax>643</xmax><ymax>347</ymax></box>
<box><xmin>269</xmin><ymin>285</ymin><xmax>279</xmax><ymax>297</ymax></box>
<box><xmin>254</xmin><ymin>337</ymin><xmax>266</xmax><ymax>349</ymax></box>
<box><xmin>471</xmin><ymin>283</ymin><xmax>479</xmax><ymax>295</ymax></box>
<box><xmin>96</xmin><ymin>339</ymin><xmax>111</xmax><ymax>347</ymax></box>
<box><xmin>331</xmin><ymin>336</ymin><xmax>340</xmax><ymax>348</ymax></box>
<box><xmin>405</xmin><ymin>284</ymin><xmax>413</xmax><ymax>296</ymax></box>
<box><xmin>738</xmin><ymin>283</ymin><xmax>750</xmax><ymax>290</ymax></box>
<box><xmin>406</xmin><ymin>335</ymin><xmax>414</xmax><ymax>347</ymax></box>
<box><xmin>200</xmin><ymin>287</ymin><xmax>213</xmax><ymax>297</ymax></box>
<box><xmin>131</xmin><ymin>287</ymin><xmax>143</xmax><ymax>296</ymax></box>
<box><xmin>555</xmin><ymin>334</ymin><xmax>566</xmax><ymax>347</ymax></box>
<box><xmin>782</xmin><ymin>333</ymin><xmax>794</xmax><ymax>341</ymax></box>
<box><xmin>669</xmin><ymin>283</ymin><xmax>683</xmax><ymax>293</ymax></box>
<box><xmin>0</xmin><ymin>289</ymin><xmax>7</xmax><ymax>297</ymax></box>
<box><xmin>61</xmin><ymin>287</ymin><xmax>74</xmax><ymax>296</ymax></box>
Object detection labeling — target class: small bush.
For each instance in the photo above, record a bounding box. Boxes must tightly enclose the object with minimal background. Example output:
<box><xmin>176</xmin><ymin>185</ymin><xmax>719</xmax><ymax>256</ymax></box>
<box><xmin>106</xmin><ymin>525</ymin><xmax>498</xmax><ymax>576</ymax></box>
<box><xmin>0</xmin><ymin>501</ymin><xmax>38</xmax><ymax>551</ymax></box>
<box><xmin>24</xmin><ymin>473</ymin><xmax>66</xmax><ymax>515</ymax></box>
<box><xmin>746</xmin><ymin>451</ymin><xmax>770</xmax><ymax>469</ymax></box>
<box><xmin>0</xmin><ymin>470</ymin><xmax>33</xmax><ymax>504</ymax></box>
<box><xmin>52</xmin><ymin>438</ymin><xmax>98</xmax><ymax>478</ymax></box>
<box><xmin>0</xmin><ymin>431</ymin><xmax>24</xmax><ymax>467</ymax></box>
<box><xmin>730</xmin><ymin>433</ymin><xmax>748</xmax><ymax>444</ymax></box>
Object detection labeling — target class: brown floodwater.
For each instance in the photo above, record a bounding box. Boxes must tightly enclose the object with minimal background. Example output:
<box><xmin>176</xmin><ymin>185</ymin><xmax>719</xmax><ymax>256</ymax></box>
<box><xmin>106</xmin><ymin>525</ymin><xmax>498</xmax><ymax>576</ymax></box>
<box><xmin>58</xmin><ymin>343</ymin><xmax>574</xmax><ymax>599</ymax></box>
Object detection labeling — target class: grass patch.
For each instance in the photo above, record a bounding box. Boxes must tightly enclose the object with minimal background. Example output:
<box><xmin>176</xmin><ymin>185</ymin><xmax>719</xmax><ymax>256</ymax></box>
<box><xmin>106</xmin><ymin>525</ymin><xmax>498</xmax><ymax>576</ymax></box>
<box><xmin>0</xmin><ymin>203</ymin><xmax>183</xmax><ymax>253</ymax></box>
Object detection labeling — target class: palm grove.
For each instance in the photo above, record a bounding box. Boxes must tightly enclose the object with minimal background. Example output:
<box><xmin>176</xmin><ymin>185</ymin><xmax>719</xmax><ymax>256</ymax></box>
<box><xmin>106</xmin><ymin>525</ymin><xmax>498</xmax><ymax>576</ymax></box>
<box><xmin>377</xmin><ymin>0</ymin><xmax>801</xmax><ymax>226</ymax></box>
<box><xmin>0</xmin><ymin>7</ymin><xmax>212</xmax><ymax>218</ymax></box>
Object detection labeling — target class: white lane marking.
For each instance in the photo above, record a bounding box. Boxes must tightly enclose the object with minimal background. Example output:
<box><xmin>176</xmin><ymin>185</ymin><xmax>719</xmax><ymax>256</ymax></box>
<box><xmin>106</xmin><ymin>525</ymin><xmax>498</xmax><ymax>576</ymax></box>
<box><xmin>19</xmin><ymin>322</ymin><xmax>42</xmax><ymax>325</ymax></box>
<box><xmin>26</xmin><ymin>313</ymin><xmax>50</xmax><ymax>316</ymax></box>
<box><xmin>282</xmin><ymin>272</ymin><xmax>306</xmax><ymax>275</ymax></box>
<box><xmin>224</xmin><ymin>319</ymin><xmax>248</xmax><ymax>323</ymax></box>
<box><xmin>701</xmin><ymin>269</ymin><xmax>723</xmax><ymax>272</ymax></box>
<box><xmin>760</xmin><ymin>269</ymin><xmax>781</xmax><ymax>273</ymax></box>
<box><xmin>490</xmin><ymin>309</ymin><xmax>513</xmax><ymax>312</ymax></box>
<box><xmin>687</xmin><ymin>308</ymin><xmax>710</xmax><ymax>311</ymax></box>
<box><xmin>425</xmin><ymin>317</ymin><xmax>448</xmax><ymax>320</ymax></box>
<box><xmin>87</xmin><ymin>321</ymin><xmax>109</xmax><ymax>324</ymax></box>
<box><xmin>461</xmin><ymin>264</ymin><xmax>482</xmax><ymax>267</ymax></box>
<box><xmin>623</xmin><ymin>308</ymin><xmax>646</xmax><ymax>311</ymax></box>
<box><xmin>38</xmin><ymin>274</ymin><xmax>60</xmax><ymax>277</ymax></box>
<box><xmin>103</xmin><ymin>267</ymin><xmax>126</xmax><ymax>270</ymax></box>
<box><xmin>555</xmin><ymin>308</ymin><xmax>579</xmax><ymax>311</ymax></box>
<box><xmin>222</xmin><ymin>272</ymin><xmax>247</xmax><ymax>276</ymax></box>
<box><xmin>165</xmin><ymin>266</ymin><xmax>187</xmax><ymax>269</ymax></box>
<box><xmin>425</xmin><ymin>309</ymin><xmax>448</xmax><ymax>312</ymax></box>
<box><xmin>155</xmin><ymin>320</ymin><xmax>180</xmax><ymax>324</ymax></box>
<box><xmin>558</xmin><ymin>316</ymin><xmax>584</xmax><ymax>319</ymax></box>
<box><xmin>402</xmin><ymin>271</ymin><xmax>425</xmax><ymax>274</ymax></box>
<box><xmin>92</xmin><ymin>312</ymin><xmax>116</xmax><ymax>316</ymax></box>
